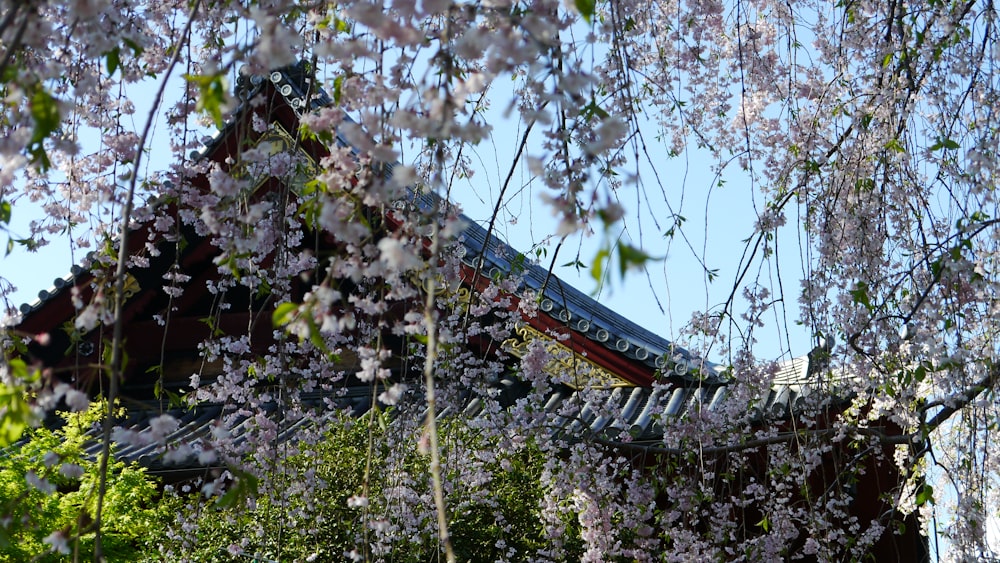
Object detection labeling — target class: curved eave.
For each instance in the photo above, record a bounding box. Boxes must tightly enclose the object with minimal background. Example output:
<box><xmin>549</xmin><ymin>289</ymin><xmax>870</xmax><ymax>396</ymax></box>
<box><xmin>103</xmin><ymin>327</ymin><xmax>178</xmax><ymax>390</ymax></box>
<box><xmin>453</xmin><ymin>214</ymin><xmax>724</xmax><ymax>385</ymax></box>
<box><xmin>18</xmin><ymin>61</ymin><xmax>723</xmax><ymax>391</ymax></box>
<box><xmin>14</xmin><ymin>64</ymin><xmax>322</xmax><ymax>325</ymax></box>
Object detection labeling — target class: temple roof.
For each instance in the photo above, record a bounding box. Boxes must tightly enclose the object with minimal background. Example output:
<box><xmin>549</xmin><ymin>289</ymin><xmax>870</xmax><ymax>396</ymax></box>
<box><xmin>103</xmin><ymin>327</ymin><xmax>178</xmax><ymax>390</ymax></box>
<box><xmin>15</xmin><ymin>62</ymin><xmax>822</xmax><ymax>476</ymax></box>
<box><xmin>16</xmin><ymin>61</ymin><xmax>721</xmax><ymax>386</ymax></box>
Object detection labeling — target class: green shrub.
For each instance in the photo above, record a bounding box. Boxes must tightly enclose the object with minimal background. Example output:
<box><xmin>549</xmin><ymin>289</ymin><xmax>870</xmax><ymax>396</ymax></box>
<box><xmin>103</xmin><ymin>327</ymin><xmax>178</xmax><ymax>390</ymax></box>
<box><xmin>0</xmin><ymin>404</ymin><xmax>168</xmax><ymax>562</ymax></box>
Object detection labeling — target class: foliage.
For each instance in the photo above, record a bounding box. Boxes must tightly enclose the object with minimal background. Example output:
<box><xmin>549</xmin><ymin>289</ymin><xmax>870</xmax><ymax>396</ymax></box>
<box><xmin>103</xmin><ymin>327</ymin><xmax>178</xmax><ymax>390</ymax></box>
<box><xmin>0</xmin><ymin>404</ymin><xmax>166</xmax><ymax>561</ymax></box>
<box><xmin>0</xmin><ymin>357</ymin><xmax>40</xmax><ymax>447</ymax></box>
<box><xmin>1</xmin><ymin>0</ymin><xmax>1000</xmax><ymax>560</ymax></box>
<box><xmin>161</xmin><ymin>412</ymin><xmax>584</xmax><ymax>562</ymax></box>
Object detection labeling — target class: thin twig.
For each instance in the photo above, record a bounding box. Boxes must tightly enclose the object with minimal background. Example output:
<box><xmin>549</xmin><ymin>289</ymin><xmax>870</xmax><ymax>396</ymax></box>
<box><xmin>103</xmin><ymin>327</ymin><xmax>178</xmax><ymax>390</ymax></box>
<box><xmin>421</xmin><ymin>218</ymin><xmax>456</xmax><ymax>563</ymax></box>
<box><xmin>93</xmin><ymin>1</ymin><xmax>202</xmax><ymax>557</ymax></box>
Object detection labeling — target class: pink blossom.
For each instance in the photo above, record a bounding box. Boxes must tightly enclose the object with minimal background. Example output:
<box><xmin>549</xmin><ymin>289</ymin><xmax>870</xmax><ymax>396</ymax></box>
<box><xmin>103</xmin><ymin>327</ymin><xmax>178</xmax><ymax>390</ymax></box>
<box><xmin>63</xmin><ymin>388</ymin><xmax>90</xmax><ymax>412</ymax></box>
<box><xmin>59</xmin><ymin>463</ymin><xmax>85</xmax><ymax>479</ymax></box>
<box><xmin>43</xmin><ymin>531</ymin><xmax>70</xmax><ymax>555</ymax></box>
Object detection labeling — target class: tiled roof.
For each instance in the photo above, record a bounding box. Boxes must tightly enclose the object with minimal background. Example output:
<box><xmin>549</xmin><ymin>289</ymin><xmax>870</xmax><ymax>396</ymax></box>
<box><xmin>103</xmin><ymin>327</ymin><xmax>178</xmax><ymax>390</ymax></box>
<box><xmin>16</xmin><ymin>61</ymin><xmax>714</xmax><ymax>382</ymax></box>
<box><xmin>455</xmin><ymin>214</ymin><xmax>720</xmax><ymax>380</ymax></box>
<box><xmin>17</xmin><ymin>62</ymin><xmax>824</xmax><ymax>476</ymax></box>
<box><xmin>83</xmin><ymin>347</ymin><xmax>820</xmax><ymax>477</ymax></box>
<box><xmin>88</xmin><ymin>351</ymin><xmax>814</xmax><ymax>477</ymax></box>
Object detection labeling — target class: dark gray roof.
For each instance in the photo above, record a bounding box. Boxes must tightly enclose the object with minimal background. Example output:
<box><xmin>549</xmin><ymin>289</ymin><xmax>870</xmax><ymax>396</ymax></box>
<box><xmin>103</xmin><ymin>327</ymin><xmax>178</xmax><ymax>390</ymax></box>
<box><xmin>88</xmin><ymin>352</ymin><xmax>815</xmax><ymax>477</ymax></box>
<box><xmin>453</xmin><ymin>213</ymin><xmax>719</xmax><ymax>380</ymax></box>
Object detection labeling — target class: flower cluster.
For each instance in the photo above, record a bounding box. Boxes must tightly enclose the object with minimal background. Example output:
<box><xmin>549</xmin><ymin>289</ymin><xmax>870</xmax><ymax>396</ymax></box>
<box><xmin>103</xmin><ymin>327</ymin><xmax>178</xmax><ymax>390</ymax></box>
<box><xmin>5</xmin><ymin>0</ymin><xmax>1000</xmax><ymax>560</ymax></box>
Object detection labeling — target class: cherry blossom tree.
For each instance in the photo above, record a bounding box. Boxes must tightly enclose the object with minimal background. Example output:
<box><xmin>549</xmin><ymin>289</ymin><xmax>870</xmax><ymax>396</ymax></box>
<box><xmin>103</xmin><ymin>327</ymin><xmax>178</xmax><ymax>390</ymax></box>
<box><xmin>2</xmin><ymin>0</ymin><xmax>1000</xmax><ymax>560</ymax></box>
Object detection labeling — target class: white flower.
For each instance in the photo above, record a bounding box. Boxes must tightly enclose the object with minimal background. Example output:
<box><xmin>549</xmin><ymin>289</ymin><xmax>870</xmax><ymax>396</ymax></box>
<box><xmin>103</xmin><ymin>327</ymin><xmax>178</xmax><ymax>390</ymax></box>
<box><xmin>357</xmin><ymin>354</ymin><xmax>389</xmax><ymax>383</ymax></box>
<box><xmin>64</xmin><ymin>388</ymin><xmax>90</xmax><ymax>412</ymax></box>
<box><xmin>377</xmin><ymin>237</ymin><xmax>423</xmax><ymax>273</ymax></box>
<box><xmin>149</xmin><ymin>414</ymin><xmax>179</xmax><ymax>441</ymax></box>
<box><xmin>585</xmin><ymin>116</ymin><xmax>628</xmax><ymax>155</ymax></box>
<box><xmin>378</xmin><ymin>383</ymin><xmax>408</xmax><ymax>406</ymax></box>
<box><xmin>312</xmin><ymin>286</ymin><xmax>341</xmax><ymax>307</ymax></box>
<box><xmin>210</xmin><ymin>423</ymin><xmax>231</xmax><ymax>441</ymax></box>
<box><xmin>111</xmin><ymin>426</ymin><xmax>148</xmax><ymax>447</ymax></box>
<box><xmin>43</xmin><ymin>531</ymin><xmax>70</xmax><ymax>554</ymax></box>
<box><xmin>74</xmin><ymin>303</ymin><xmax>100</xmax><ymax>331</ymax></box>
<box><xmin>197</xmin><ymin>448</ymin><xmax>218</xmax><ymax>465</ymax></box>
<box><xmin>201</xmin><ymin>482</ymin><xmax>217</xmax><ymax>498</ymax></box>
<box><xmin>59</xmin><ymin>463</ymin><xmax>85</xmax><ymax>479</ymax></box>
<box><xmin>390</xmin><ymin>165</ymin><xmax>417</xmax><ymax>189</ymax></box>
<box><xmin>163</xmin><ymin>443</ymin><xmax>193</xmax><ymax>465</ymax></box>
<box><xmin>162</xmin><ymin>285</ymin><xmax>184</xmax><ymax>298</ymax></box>
<box><xmin>26</xmin><ymin>471</ymin><xmax>55</xmax><ymax>494</ymax></box>
<box><xmin>43</xmin><ymin>451</ymin><xmax>60</xmax><ymax>467</ymax></box>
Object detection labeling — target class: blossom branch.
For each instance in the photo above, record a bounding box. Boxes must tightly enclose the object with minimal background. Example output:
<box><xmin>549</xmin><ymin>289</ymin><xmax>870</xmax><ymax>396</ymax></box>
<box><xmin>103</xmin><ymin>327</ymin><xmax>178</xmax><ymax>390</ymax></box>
<box><xmin>93</xmin><ymin>1</ymin><xmax>202</xmax><ymax>558</ymax></box>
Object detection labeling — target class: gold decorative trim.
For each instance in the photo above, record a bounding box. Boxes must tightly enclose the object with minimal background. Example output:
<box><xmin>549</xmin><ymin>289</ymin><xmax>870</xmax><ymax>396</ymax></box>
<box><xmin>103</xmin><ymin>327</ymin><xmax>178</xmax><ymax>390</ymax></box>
<box><xmin>247</xmin><ymin>122</ymin><xmax>318</xmax><ymax>192</ymax></box>
<box><xmin>503</xmin><ymin>323</ymin><xmax>634</xmax><ymax>390</ymax></box>
<box><xmin>262</xmin><ymin>123</ymin><xmax>317</xmax><ymax>166</ymax></box>
<box><xmin>413</xmin><ymin>273</ymin><xmax>472</xmax><ymax>312</ymax></box>
<box><xmin>94</xmin><ymin>272</ymin><xmax>140</xmax><ymax>303</ymax></box>
<box><xmin>121</xmin><ymin>273</ymin><xmax>140</xmax><ymax>301</ymax></box>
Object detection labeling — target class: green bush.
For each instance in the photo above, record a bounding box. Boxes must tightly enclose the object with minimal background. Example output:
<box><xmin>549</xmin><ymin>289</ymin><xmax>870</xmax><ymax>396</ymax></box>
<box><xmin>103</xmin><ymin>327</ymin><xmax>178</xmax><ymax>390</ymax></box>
<box><xmin>166</xmin><ymin>411</ymin><xmax>584</xmax><ymax>562</ymax></box>
<box><xmin>0</xmin><ymin>404</ymin><xmax>168</xmax><ymax>562</ymax></box>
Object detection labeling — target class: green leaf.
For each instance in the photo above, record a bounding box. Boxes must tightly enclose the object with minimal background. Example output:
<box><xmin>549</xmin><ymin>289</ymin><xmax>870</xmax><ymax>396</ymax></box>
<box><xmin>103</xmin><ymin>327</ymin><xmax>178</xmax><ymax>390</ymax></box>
<box><xmin>272</xmin><ymin>302</ymin><xmax>299</xmax><ymax>327</ymax></box>
<box><xmin>8</xmin><ymin>357</ymin><xmax>35</xmax><ymax>382</ymax></box>
<box><xmin>321</xmin><ymin>15</ymin><xmax>351</xmax><ymax>34</ymax></box>
<box><xmin>617</xmin><ymin>243</ymin><xmax>655</xmax><ymax>277</ymax></box>
<box><xmin>916</xmin><ymin>484</ymin><xmax>935</xmax><ymax>506</ymax></box>
<box><xmin>510</xmin><ymin>252</ymin><xmax>527</xmax><ymax>276</ymax></box>
<box><xmin>332</xmin><ymin>75</ymin><xmax>344</xmax><ymax>105</ymax></box>
<box><xmin>0</xmin><ymin>376</ymin><xmax>36</xmax><ymax>447</ymax></box>
<box><xmin>0</xmin><ymin>65</ymin><xmax>15</xmax><ymax>85</ymax></box>
<box><xmin>184</xmin><ymin>73</ymin><xmax>229</xmax><ymax>129</ymax></box>
<box><xmin>123</xmin><ymin>37</ymin><xmax>144</xmax><ymax>57</ymax></box>
<box><xmin>199</xmin><ymin>315</ymin><xmax>224</xmax><ymax>337</ymax></box>
<box><xmin>30</xmin><ymin>89</ymin><xmax>60</xmax><ymax>146</ymax></box>
<box><xmin>581</xmin><ymin>97</ymin><xmax>609</xmax><ymax>122</ymax></box>
<box><xmin>850</xmin><ymin>281</ymin><xmax>873</xmax><ymax>312</ymax></box>
<box><xmin>106</xmin><ymin>46</ymin><xmax>121</xmax><ymax>77</ymax></box>
<box><xmin>590</xmin><ymin>247</ymin><xmax>609</xmax><ymax>284</ymax></box>
<box><xmin>574</xmin><ymin>0</ymin><xmax>596</xmax><ymax>23</ymax></box>
<box><xmin>306</xmin><ymin>315</ymin><xmax>328</xmax><ymax>353</ymax></box>
<box><xmin>929</xmin><ymin>137</ymin><xmax>960</xmax><ymax>151</ymax></box>
<box><xmin>216</xmin><ymin>468</ymin><xmax>259</xmax><ymax>509</ymax></box>
<box><xmin>930</xmin><ymin>258</ymin><xmax>943</xmax><ymax>279</ymax></box>
<box><xmin>28</xmin><ymin>87</ymin><xmax>61</xmax><ymax>170</ymax></box>
<box><xmin>885</xmin><ymin>138</ymin><xmax>905</xmax><ymax>153</ymax></box>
